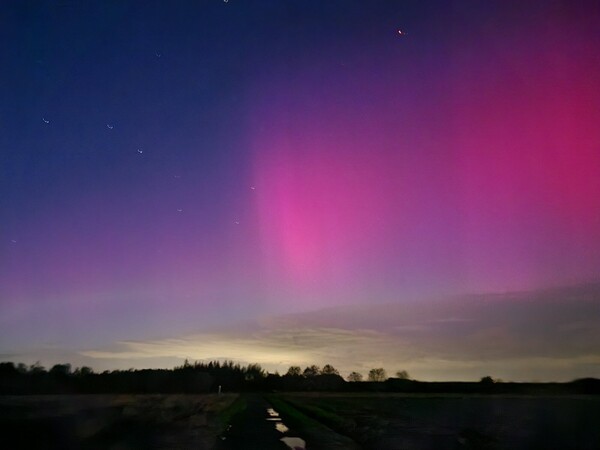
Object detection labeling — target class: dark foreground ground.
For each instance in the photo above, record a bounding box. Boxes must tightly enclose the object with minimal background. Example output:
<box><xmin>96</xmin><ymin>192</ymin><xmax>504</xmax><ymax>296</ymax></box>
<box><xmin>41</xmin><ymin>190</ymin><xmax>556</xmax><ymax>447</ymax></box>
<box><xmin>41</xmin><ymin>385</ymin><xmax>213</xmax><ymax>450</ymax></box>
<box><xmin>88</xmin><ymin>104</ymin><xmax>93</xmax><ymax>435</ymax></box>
<box><xmin>0</xmin><ymin>394</ymin><xmax>237</xmax><ymax>449</ymax></box>
<box><xmin>1</xmin><ymin>393</ymin><xmax>599</xmax><ymax>449</ymax></box>
<box><xmin>272</xmin><ymin>392</ymin><xmax>600</xmax><ymax>450</ymax></box>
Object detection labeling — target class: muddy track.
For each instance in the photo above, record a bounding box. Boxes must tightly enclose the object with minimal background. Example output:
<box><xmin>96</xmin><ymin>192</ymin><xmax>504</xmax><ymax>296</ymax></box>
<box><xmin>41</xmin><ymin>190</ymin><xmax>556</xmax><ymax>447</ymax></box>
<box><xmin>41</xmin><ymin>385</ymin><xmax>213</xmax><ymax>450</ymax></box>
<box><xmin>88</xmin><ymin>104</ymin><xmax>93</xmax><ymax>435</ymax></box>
<box><xmin>216</xmin><ymin>394</ymin><xmax>304</xmax><ymax>450</ymax></box>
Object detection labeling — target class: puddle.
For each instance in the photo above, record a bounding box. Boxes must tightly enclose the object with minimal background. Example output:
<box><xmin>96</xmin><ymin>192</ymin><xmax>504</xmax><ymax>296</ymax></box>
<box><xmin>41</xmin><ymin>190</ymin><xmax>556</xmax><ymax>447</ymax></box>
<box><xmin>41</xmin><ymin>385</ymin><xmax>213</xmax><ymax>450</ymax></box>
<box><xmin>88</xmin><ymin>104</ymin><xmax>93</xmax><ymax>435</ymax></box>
<box><xmin>280</xmin><ymin>436</ymin><xmax>306</xmax><ymax>449</ymax></box>
<box><xmin>265</xmin><ymin>407</ymin><xmax>305</xmax><ymax>449</ymax></box>
<box><xmin>275</xmin><ymin>422</ymin><xmax>290</xmax><ymax>433</ymax></box>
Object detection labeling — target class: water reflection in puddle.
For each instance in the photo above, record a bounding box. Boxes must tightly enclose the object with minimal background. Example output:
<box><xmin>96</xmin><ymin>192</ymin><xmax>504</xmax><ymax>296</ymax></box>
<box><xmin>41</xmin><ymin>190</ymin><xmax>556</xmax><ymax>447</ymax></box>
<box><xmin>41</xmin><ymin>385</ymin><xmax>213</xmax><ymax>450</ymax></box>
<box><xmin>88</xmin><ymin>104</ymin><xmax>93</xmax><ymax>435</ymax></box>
<box><xmin>275</xmin><ymin>422</ymin><xmax>290</xmax><ymax>433</ymax></box>
<box><xmin>280</xmin><ymin>436</ymin><xmax>306</xmax><ymax>449</ymax></box>
<box><xmin>265</xmin><ymin>408</ymin><xmax>306</xmax><ymax>449</ymax></box>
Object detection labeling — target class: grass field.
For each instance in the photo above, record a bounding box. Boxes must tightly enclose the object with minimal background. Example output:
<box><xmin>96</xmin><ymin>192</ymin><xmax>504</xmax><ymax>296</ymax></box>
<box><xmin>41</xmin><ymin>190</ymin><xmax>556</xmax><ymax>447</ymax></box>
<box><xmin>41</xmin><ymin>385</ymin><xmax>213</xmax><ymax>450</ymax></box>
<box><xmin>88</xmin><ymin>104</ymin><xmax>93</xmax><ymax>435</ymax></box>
<box><xmin>273</xmin><ymin>393</ymin><xmax>600</xmax><ymax>450</ymax></box>
<box><xmin>0</xmin><ymin>394</ymin><xmax>238</xmax><ymax>449</ymax></box>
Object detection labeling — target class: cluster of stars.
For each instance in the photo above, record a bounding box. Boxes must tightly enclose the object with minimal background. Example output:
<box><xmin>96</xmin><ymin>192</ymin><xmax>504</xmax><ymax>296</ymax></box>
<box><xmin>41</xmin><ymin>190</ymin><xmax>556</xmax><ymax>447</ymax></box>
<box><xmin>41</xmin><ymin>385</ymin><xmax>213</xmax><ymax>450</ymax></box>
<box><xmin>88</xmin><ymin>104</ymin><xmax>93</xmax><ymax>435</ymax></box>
<box><xmin>28</xmin><ymin>21</ymin><xmax>407</xmax><ymax>246</ymax></box>
<box><xmin>37</xmin><ymin>112</ymin><xmax>258</xmax><ymax>225</ymax></box>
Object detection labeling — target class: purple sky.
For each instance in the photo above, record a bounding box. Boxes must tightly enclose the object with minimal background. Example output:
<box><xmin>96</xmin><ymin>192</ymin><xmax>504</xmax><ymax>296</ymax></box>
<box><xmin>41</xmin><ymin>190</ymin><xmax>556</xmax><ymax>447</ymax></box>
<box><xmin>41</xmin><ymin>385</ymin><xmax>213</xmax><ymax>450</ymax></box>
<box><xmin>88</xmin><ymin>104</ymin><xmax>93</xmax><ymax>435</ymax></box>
<box><xmin>1</xmin><ymin>1</ymin><xmax>599</xmax><ymax>380</ymax></box>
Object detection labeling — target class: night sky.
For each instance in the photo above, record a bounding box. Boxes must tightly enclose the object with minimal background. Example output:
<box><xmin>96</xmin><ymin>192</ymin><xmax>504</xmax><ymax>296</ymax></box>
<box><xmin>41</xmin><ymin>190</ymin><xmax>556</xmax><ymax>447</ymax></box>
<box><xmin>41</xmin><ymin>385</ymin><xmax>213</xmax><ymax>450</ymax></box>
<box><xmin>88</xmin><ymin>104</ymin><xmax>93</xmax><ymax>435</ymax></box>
<box><xmin>2</xmin><ymin>1</ymin><xmax>600</xmax><ymax>380</ymax></box>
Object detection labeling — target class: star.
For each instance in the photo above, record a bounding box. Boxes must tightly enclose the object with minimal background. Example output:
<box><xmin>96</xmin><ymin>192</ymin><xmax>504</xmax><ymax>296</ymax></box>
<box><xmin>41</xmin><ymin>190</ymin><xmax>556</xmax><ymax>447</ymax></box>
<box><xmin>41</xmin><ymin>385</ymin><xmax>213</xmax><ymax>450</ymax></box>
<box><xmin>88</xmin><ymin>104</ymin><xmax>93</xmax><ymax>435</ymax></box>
<box><xmin>107</xmin><ymin>124</ymin><xmax>114</xmax><ymax>129</ymax></box>
<box><xmin>250</xmin><ymin>186</ymin><xmax>256</xmax><ymax>190</ymax></box>
<box><xmin>177</xmin><ymin>208</ymin><xmax>183</xmax><ymax>212</ymax></box>
<box><xmin>42</xmin><ymin>118</ymin><xmax>50</xmax><ymax>124</ymax></box>
<box><xmin>398</xmin><ymin>29</ymin><xmax>406</xmax><ymax>36</ymax></box>
<box><xmin>234</xmin><ymin>220</ymin><xmax>240</xmax><ymax>225</ymax></box>
<box><xmin>11</xmin><ymin>239</ymin><xmax>17</xmax><ymax>243</ymax></box>
<box><xmin>137</xmin><ymin>149</ymin><xmax>143</xmax><ymax>154</ymax></box>
<box><xmin>156</xmin><ymin>51</ymin><xmax>161</xmax><ymax>58</ymax></box>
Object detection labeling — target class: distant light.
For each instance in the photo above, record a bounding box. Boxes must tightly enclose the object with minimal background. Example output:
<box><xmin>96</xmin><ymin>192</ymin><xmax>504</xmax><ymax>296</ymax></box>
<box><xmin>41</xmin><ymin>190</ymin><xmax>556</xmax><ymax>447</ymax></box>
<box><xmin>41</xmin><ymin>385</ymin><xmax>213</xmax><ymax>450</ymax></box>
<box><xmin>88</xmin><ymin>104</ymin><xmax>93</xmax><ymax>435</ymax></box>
<box><xmin>42</xmin><ymin>118</ymin><xmax>50</xmax><ymax>124</ymax></box>
<box><xmin>107</xmin><ymin>124</ymin><xmax>114</xmax><ymax>129</ymax></box>
<box><xmin>177</xmin><ymin>209</ymin><xmax>183</xmax><ymax>212</ymax></box>
<box><xmin>250</xmin><ymin>186</ymin><xmax>256</xmax><ymax>190</ymax></box>
<box><xmin>137</xmin><ymin>149</ymin><xmax>143</xmax><ymax>154</ymax></box>
<box><xmin>398</xmin><ymin>29</ymin><xmax>406</xmax><ymax>36</ymax></box>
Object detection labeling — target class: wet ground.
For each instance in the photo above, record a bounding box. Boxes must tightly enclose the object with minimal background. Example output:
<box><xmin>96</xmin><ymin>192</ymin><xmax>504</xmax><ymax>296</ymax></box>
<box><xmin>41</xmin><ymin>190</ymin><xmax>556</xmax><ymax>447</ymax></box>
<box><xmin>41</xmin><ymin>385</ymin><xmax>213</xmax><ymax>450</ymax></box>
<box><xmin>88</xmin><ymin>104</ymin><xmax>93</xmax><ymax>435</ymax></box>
<box><xmin>217</xmin><ymin>394</ymin><xmax>305</xmax><ymax>450</ymax></box>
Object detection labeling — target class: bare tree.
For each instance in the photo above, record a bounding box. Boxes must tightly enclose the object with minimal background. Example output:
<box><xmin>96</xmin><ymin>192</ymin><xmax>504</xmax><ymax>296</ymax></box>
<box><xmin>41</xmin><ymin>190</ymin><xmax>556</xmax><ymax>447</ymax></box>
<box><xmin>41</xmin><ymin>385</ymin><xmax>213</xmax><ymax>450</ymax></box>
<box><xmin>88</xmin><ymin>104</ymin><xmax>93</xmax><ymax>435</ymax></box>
<box><xmin>395</xmin><ymin>370</ymin><xmax>410</xmax><ymax>380</ymax></box>
<box><xmin>322</xmin><ymin>364</ymin><xmax>340</xmax><ymax>375</ymax></box>
<box><xmin>286</xmin><ymin>366</ymin><xmax>302</xmax><ymax>376</ymax></box>
<box><xmin>303</xmin><ymin>365</ymin><xmax>321</xmax><ymax>377</ymax></box>
<box><xmin>29</xmin><ymin>361</ymin><xmax>46</xmax><ymax>374</ymax></box>
<box><xmin>347</xmin><ymin>371</ymin><xmax>363</xmax><ymax>382</ymax></box>
<box><xmin>368</xmin><ymin>367</ymin><xmax>387</xmax><ymax>382</ymax></box>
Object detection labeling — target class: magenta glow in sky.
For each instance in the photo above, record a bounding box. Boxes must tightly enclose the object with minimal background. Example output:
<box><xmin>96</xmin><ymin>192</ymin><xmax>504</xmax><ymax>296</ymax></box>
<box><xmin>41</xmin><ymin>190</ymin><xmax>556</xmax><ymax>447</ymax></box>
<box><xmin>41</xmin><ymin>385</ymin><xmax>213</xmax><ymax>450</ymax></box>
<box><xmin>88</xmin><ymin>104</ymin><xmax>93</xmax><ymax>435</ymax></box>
<box><xmin>1</xmin><ymin>1</ymin><xmax>599</xmax><ymax>379</ymax></box>
<box><xmin>247</xmin><ymin>8</ymin><xmax>600</xmax><ymax>297</ymax></box>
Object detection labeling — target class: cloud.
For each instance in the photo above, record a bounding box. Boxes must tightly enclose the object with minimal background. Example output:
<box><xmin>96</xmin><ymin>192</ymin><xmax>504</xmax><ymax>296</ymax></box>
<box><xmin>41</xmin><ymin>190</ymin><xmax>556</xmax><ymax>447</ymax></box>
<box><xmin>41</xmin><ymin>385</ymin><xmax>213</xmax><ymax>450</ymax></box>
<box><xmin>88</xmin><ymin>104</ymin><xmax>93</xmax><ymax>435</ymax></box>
<box><xmin>81</xmin><ymin>327</ymin><xmax>389</xmax><ymax>369</ymax></box>
<box><xmin>76</xmin><ymin>283</ymin><xmax>600</xmax><ymax>380</ymax></box>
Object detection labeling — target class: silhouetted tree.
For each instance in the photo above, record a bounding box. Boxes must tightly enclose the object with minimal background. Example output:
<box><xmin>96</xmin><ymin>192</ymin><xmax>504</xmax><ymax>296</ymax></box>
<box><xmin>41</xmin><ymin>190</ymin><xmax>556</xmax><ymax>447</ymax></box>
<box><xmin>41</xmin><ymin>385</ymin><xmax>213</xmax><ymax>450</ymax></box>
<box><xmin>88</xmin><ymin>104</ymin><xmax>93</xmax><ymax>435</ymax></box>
<box><xmin>303</xmin><ymin>365</ymin><xmax>321</xmax><ymax>377</ymax></box>
<box><xmin>286</xmin><ymin>366</ymin><xmax>302</xmax><ymax>376</ymax></box>
<box><xmin>74</xmin><ymin>366</ymin><xmax>93</xmax><ymax>376</ymax></box>
<box><xmin>322</xmin><ymin>364</ymin><xmax>340</xmax><ymax>375</ymax></box>
<box><xmin>244</xmin><ymin>363</ymin><xmax>265</xmax><ymax>381</ymax></box>
<box><xmin>50</xmin><ymin>364</ymin><xmax>72</xmax><ymax>376</ymax></box>
<box><xmin>368</xmin><ymin>367</ymin><xmax>387</xmax><ymax>381</ymax></box>
<box><xmin>0</xmin><ymin>359</ymin><xmax>593</xmax><ymax>395</ymax></box>
<box><xmin>29</xmin><ymin>361</ymin><xmax>45</xmax><ymax>374</ymax></box>
<box><xmin>347</xmin><ymin>371</ymin><xmax>363</xmax><ymax>382</ymax></box>
<box><xmin>395</xmin><ymin>370</ymin><xmax>410</xmax><ymax>380</ymax></box>
<box><xmin>0</xmin><ymin>362</ymin><xmax>17</xmax><ymax>377</ymax></box>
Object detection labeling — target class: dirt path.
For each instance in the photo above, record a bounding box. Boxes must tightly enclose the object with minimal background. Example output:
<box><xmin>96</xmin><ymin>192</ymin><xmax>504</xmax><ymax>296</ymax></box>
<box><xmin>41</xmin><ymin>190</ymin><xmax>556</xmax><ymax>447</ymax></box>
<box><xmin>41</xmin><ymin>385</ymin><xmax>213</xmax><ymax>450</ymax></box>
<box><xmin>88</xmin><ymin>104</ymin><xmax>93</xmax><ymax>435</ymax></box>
<box><xmin>216</xmin><ymin>394</ymin><xmax>303</xmax><ymax>449</ymax></box>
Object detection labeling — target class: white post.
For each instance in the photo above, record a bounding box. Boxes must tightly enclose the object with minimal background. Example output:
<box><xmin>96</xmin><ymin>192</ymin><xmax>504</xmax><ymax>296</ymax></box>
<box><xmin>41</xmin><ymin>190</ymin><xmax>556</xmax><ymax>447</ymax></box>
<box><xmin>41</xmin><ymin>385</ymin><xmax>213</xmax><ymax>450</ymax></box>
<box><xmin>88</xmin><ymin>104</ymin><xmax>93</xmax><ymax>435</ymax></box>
<box><xmin>218</xmin><ymin>385</ymin><xmax>222</xmax><ymax>395</ymax></box>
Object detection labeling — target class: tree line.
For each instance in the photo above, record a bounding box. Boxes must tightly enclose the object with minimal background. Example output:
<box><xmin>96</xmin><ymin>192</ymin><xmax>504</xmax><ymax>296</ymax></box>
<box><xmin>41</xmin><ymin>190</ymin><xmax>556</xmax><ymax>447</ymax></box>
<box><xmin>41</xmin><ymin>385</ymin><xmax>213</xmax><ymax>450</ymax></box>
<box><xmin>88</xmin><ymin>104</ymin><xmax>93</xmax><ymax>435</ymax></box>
<box><xmin>1</xmin><ymin>360</ymin><xmax>597</xmax><ymax>395</ymax></box>
<box><xmin>0</xmin><ymin>360</ymin><xmax>410</xmax><ymax>394</ymax></box>
<box><xmin>285</xmin><ymin>365</ymin><xmax>410</xmax><ymax>382</ymax></box>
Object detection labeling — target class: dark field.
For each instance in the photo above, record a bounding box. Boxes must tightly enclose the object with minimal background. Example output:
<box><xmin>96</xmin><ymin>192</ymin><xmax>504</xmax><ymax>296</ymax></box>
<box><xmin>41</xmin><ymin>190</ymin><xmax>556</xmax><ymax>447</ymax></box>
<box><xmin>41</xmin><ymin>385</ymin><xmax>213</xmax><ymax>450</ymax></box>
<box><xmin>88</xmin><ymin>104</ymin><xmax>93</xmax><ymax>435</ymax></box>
<box><xmin>0</xmin><ymin>394</ymin><xmax>238</xmax><ymax>449</ymax></box>
<box><xmin>2</xmin><ymin>393</ymin><xmax>600</xmax><ymax>449</ymax></box>
<box><xmin>272</xmin><ymin>393</ymin><xmax>600</xmax><ymax>450</ymax></box>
